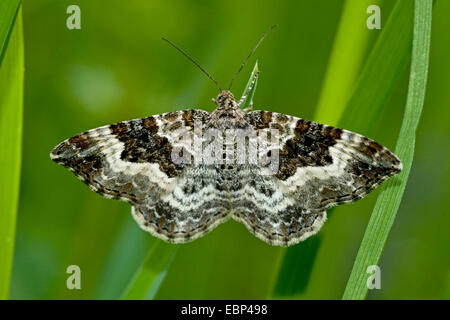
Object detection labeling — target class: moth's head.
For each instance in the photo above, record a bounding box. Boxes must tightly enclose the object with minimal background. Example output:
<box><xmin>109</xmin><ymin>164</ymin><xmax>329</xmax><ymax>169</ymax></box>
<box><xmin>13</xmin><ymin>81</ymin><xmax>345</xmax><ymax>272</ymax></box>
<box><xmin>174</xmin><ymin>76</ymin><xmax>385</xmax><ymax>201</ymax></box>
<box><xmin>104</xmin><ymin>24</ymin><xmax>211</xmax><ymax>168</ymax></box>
<box><xmin>213</xmin><ymin>90</ymin><xmax>236</xmax><ymax>109</ymax></box>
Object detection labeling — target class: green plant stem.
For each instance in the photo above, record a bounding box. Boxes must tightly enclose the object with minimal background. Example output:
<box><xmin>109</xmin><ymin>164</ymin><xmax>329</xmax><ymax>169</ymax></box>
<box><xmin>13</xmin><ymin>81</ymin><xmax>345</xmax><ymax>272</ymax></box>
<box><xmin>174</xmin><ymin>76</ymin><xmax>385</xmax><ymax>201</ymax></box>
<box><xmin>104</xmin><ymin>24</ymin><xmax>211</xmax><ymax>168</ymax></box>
<box><xmin>342</xmin><ymin>0</ymin><xmax>432</xmax><ymax>300</ymax></box>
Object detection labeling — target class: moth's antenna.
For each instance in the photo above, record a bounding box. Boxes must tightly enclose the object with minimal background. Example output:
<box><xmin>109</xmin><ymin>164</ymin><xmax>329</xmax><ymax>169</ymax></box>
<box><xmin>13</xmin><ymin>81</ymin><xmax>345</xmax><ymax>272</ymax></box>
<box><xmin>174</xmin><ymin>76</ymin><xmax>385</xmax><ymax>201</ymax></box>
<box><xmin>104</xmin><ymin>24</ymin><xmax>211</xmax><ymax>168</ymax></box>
<box><xmin>162</xmin><ymin>37</ymin><xmax>223</xmax><ymax>92</ymax></box>
<box><xmin>227</xmin><ymin>25</ymin><xmax>277</xmax><ymax>90</ymax></box>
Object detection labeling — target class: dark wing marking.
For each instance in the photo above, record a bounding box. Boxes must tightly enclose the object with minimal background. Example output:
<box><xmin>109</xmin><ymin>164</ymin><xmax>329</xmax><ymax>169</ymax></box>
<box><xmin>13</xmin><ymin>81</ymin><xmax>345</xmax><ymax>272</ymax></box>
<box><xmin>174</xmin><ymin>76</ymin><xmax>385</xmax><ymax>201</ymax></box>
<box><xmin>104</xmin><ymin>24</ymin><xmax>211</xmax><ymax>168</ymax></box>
<box><xmin>238</xmin><ymin>111</ymin><xmax>402</xmax><ymax>245</ymax></box>
<box><xmin>246</xmin><ymin>110</ymin><xmax>402</xmax><ymax>211</ymax></box>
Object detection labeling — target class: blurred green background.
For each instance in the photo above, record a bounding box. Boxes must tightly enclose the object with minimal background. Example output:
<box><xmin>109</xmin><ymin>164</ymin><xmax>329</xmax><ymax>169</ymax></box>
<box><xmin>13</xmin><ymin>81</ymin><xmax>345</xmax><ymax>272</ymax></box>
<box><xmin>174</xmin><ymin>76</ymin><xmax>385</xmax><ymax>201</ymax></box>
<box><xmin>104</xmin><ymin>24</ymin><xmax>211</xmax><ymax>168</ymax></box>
<box><xmin>9</xmin><ymin>0</ymin><xmax>449</xmax><ymax>299</ymax></box>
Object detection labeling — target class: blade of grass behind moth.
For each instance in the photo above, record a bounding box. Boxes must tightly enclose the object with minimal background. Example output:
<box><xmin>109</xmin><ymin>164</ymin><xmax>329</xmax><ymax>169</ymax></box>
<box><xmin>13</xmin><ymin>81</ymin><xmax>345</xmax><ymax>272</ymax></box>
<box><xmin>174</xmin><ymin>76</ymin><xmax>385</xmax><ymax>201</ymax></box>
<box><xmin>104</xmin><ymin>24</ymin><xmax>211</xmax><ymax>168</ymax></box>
<box><xmin>272</xmin><ymin>236</ymin><xmax>321</xmax><ymax>296</ymax></box>
<box><xmin>342</xmin><ymin>0</ymin><xmax>432</xmax><ymax>300</ymax></box>
<box><xmin>0</xmin><ymin>2</ymin><xmax>23</xmax><ymax>300</ymax></box>
<box><xmin>271</xmin><ymin>0</ymin><xmax>383</xmax><ymax>298</ymax></box>
<box><xmin>315</xmin><ymin>0</ymin><xmax>383</xmax><ymax>126</ymax></box>
<box><xmin>239</xmin><ymin>61</ymin><xmax>259</xmax><ymax>110</ymax></box>
<box><xmin>339</xmin><ymin>0</ymin><xmax>414</xmax><ymax>133</ymax></box>
<box><xmin>93</xmin><ymin>217</ymin><xmax>155</xmax><ymax>299</ymax></box>
<box><xmin>121</xmin><ymin>240</ymin><xmax>178</xmax><ymax>300</ymax></box>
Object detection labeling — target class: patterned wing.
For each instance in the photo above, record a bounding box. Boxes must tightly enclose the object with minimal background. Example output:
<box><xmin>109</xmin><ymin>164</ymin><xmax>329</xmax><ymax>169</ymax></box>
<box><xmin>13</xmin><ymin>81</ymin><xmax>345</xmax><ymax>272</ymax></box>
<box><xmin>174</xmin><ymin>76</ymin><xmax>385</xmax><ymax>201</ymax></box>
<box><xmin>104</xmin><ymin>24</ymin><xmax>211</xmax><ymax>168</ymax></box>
<box><xmin>227</xmin><ymin>165</ymin><xmax>328</xmax><ymax>246</ymax></box>
<box><xmin>50</xmin><ymin>109</ymin><xmax>229</xmax><ymax>243</ymax></box>
<box><xmin>236</xmin><ymin>110</ymin><xmax>402</xmax><ymax>246</ymax></box>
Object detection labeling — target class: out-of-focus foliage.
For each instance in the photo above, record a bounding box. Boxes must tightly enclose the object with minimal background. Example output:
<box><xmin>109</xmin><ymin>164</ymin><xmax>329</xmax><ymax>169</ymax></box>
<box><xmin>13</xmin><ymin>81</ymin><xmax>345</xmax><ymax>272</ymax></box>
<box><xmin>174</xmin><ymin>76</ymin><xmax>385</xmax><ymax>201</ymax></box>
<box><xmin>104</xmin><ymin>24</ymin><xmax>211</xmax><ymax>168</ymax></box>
<box><xmin>8</xmin><ymin>0</ymin><xmax>450</xmax><ymax>299</ymax></box>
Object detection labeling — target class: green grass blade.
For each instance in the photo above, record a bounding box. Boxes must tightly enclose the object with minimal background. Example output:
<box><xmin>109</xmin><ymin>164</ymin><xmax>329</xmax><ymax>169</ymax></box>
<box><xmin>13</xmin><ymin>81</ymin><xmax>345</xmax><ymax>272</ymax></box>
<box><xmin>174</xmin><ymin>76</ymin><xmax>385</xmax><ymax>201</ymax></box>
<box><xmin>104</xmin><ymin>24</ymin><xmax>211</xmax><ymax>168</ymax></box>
<box><xmin>315</xmin><ymin>0</ymin><xmax>381</xmax><ymax>126</ymax></box>
<box><xmin>0</xmin><ymin>0</ymin><xmax>20</xmax><ymax>64</ymax></box>
<box><xmin>0</xmin><ymin>3</ymin><xmax>24</xmax><ymax>300</ymax></box>
<box><xmin>342</xmin><ymin>0</ymin><xmax>432</xmax><ymax>300</ymax></box>
<box><xmin>239</xmin><ymin>61</ymin><xmax>259</xmax><ymax>110</ymax></box>
<box><xmin>339</xmin><ymin>0</ymin><xmax>414</xmax><ymax>132</ymax></box>
<box><xmin>93</xmin><ymin>218</ymin><xmax>155</xmax><ymax>299</ymax></box>
<box><xmin>121</xmin><ymin>240</ymin><xmax>177</xmax><ymax>300</ymax></box>
<box><xmin>272</xmin><ymin>237</ymin><xmax>321</xmax><ymax>296</ymax></box>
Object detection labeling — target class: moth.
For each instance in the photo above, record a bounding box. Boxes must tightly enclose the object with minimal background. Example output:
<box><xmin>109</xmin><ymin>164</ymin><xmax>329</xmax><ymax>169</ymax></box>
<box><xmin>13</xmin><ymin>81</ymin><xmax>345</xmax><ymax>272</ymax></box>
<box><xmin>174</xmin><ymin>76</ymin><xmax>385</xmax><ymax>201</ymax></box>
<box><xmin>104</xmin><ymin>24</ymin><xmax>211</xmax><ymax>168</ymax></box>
<box><xmin>51</xmin><ymin>27</ymin><xmax>402</xmax><ymax>246</ymax></box>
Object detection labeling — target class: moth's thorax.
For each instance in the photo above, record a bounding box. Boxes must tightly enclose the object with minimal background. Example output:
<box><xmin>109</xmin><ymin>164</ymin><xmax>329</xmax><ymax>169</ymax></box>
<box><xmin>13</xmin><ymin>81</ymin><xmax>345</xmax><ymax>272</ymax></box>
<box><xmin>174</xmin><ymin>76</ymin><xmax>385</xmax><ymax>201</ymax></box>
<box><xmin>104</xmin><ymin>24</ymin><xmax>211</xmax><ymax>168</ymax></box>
<box><xmin>214</xmin><ymin>90</ymin><xmax>237</xmax><ymax>109</ymax></box>
<box><xmin>210</xmin><ymin>90</ymin><xmax>247</xmax><ymax>129</ymax></box>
